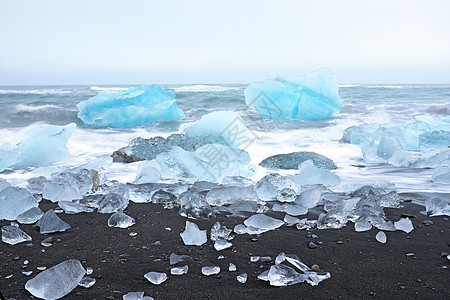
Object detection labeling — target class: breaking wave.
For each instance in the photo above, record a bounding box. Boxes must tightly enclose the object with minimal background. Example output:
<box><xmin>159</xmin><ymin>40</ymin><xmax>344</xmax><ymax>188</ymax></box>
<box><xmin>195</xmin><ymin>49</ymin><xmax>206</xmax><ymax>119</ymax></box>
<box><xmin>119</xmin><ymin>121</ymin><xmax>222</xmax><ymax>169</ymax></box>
<box><xmin>89</xmin><ymin>86</ymin><xmax>129</xmax><ymax>92</ymax></box>
<box><xmin>0</xmin><ymin>89</ymin><xmax>72</xmax><ymax>95</ymax></box>
<box><xmin>14</xmin><ymin>104</ymin><xmax>61</xmax><ymax>112</ymax></box>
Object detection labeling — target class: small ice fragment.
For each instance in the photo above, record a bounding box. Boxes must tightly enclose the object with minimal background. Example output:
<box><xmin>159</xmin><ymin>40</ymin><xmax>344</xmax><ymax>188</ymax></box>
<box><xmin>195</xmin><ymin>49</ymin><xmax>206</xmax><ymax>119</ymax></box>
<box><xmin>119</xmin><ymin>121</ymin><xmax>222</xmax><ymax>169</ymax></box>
<box><xmin>284</xmin><ymin>214</ymin><xmax>300</xmax><ymax>226</ymax></box>
<box><xmin>123</xmin><ymin>292</ymin><xmax>144</xmax><ymax>300</ymax></box>
<box><xmin>129</xmin><ymin>232</ymin><xmax>137</xmax><ymax>237</ymax></box>
<box><xmin>170</xmin><ymin>265</ymin><xmax>188</xmax><ymax>275</ymax></box>
<box><xmin>0</xmin><ymin>186</ymin><xmax>39</xmax><ymax>221</ymax></box>
<box><xmin>180</xmin><ymin>221</ymin><xmax>207</xmax><ymax>246</ymax></box>
<box><xmin>144</xmin><ymin>272</ymin><xmax>168</xmax><ymax>285</ymax></box>
<box><xmin>354</xmin><ymin>220</ymin><xmax>372</xmax><ymax>232</ymax></box>
<box><xmin>79</xmin><ymin>276</ymin><xmax>96</xmax><ymax>288</ymax></box>
<box><xmin>25</xmin><ymin>259</ymin><xmax>86</xmax><ymax>299</ymax></box>
<box><xmin>22</xmin><ymin>271</ymin><xmax>33</xmax><ymax>276</ymax></box>
<box><xmin>218</xmin><ymin>255</ymin><xmax>225</xmax><ymax>259</ymax></box>
<box><xmin>35</xmin><ymin>210</ymin><xmax>71</xmax><ymax>234</ymax></box>
<box><xmin>234</xmin><ymin>224</ymin><xmax>247</xmax><ymax>234</ymax></box>
<box><xmin>261</xmin><ymin>256</ymin><xmax>272</xmax><ymax>262</ymax></box>
<box><xmin>108</xmin><ymin>212</ymin><xmax>135</xmax><ymax>228</ymax></box>
<box><xmin>214</xmin><ymin>240</ymin><xmax>232</xmax><ymax>251</ymax></box>
<box><xmin>376</xmin><ymin>231</ymin><xmax>387</xmax><ymax>243</ymax></box>
<box><xmin>250</xmin><ymin>256</ymin><xmax>260</xmax><ymax>262</ymax></box>
<box><xmin>41</xmin><ymin>237</ymin><xmax>53</xmax><ymax>247</ymax></box>
<box><xmin>201</xmin><ymin>266</ymin><xmax>220</xmax><ymax>276</ymax></box>
<box><xmin>237</xmin><ymin>273</ymin><xmax>248</xmax><ymax>283</ymax></box>
<box><xmin>1</xmin><ymin>225</ymin><xmax>32</xmax><ymax>245</ymax></box>
<box><xmin>169</xmin><ymin>253</ymin><xmax>189</xmax><ymax>265</ymax></box>
<box><xmin>257</xmin><ymin>270</ymin><xmax>269</xmax><ymax>281</ymax></box>
<box><xmin>243</xmin><ymin>214</ymin><xmax>284</xmax><ymax>234</ymax></box>
<box><xmin>229</xmin><ymin>263</ymin><xmax>237</xmax><ymax>272</ymax></box>
<box><xmin>267</xmin><ymin>264</ymin><xmax>308</xmax><ymax>286</ymax></box>
<box><xmin>86</xmin><ymin>267</ymin><xmax>93</xmax><ymax>275</ymax></box>
<box><xmin>293</xmin><ymin>160</ymin><xmax>340</xmax><ymax>188</ymax></box>
<box><xmin>394</xmin><ymin>217</ymin><xmax>414</xmax><ymax>233</ymax></box>
<box><xmin>17</xmin><ymin>207</ymin><xmax>44</xmax><ymax>224</ymax></box>
<box><xmin>58</xmin><ymin>201</ymin><xmax>94</xmax><ymax>214</ymax></box>
<box><xmin>284</xmin><ymin>254</ymin><xmax>311</xmax><ymax>272</ymax></box>
<box><xmin>210</xmin><ymin>222</ymin><xmax>233</xmax><ymax>241</ymax></box>
<box><xmin>37</xmin><ymin>266</ymin><xmax>46</xmax><ymax>271</ymax></box>
<box><xmin>275</xmin><ymin>252</ymin><xmax>286</xmax><ymax>265</ymax></box>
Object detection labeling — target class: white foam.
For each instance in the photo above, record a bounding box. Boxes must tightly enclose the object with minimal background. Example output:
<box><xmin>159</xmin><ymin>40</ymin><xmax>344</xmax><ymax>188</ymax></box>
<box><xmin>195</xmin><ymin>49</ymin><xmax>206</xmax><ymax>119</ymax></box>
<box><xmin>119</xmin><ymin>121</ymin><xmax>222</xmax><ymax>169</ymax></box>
<box><xmin>89</xmin><ymin>86</ymin><xmax>128</xmax><ymax>91</ymax></box>
<box><xmin>0</xmin><ymin>89</ymin><xmax>72</xmax><ymax>95</ymax></box>
<box><xmin>13</xmin><ymin>104</ymin><xmax>60</xmax><ymax>112</ymax></box>
<box><xmin>174</xmin><ymin>85</ymin><xmax>239</xmax><ymax>92</ymax></box>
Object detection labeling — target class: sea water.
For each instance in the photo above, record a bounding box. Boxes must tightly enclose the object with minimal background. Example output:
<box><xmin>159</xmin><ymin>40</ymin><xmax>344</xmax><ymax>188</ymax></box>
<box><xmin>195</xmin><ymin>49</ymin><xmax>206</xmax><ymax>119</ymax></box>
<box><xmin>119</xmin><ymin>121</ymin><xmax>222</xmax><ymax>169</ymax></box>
<box><xmin>0</xmin><ymin>84</ymin><xmax>449</xmax><ymax>196</ymax></box>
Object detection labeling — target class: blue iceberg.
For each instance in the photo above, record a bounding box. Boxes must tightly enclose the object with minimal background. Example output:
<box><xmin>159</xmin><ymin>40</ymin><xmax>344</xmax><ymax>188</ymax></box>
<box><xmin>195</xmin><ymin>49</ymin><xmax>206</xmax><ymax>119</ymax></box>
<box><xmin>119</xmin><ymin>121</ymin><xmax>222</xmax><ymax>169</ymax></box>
<box><xmin>77</xmin><ymin>85</ymin><xmax>185</xmax><ymax>127</ymax></box>
<box><xmin>244</xmin><ymin>68</ymin><xmax>342</xmax><ymax>120</ymax></box>
<box><xmin>0</xmin><ymin>123</ymin><xmax>76</xmax><ymax>172</ymax></box>
<box><xmin>184</xmin><ymin>111</ymin><xmax>249</xmax><ymax>148</ymax></box>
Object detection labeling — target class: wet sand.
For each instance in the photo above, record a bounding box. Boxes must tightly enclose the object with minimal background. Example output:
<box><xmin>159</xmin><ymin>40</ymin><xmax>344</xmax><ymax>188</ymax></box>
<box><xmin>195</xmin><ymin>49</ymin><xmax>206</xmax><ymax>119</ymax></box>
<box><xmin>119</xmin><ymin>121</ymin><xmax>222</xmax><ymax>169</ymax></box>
<box><xmin>1</xmin><ymin>197</ymin><xmax>448</xmax><ymax>299</ymax></box>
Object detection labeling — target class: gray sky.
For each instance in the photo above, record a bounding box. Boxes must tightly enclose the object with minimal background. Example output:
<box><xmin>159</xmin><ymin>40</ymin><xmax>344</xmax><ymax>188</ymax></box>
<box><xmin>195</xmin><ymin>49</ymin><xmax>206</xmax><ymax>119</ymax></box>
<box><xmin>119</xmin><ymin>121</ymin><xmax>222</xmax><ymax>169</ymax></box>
<box><xmin>1</xmin><ymin>0</ymin><xmax>449</xmax><ymax>85</ymax></box>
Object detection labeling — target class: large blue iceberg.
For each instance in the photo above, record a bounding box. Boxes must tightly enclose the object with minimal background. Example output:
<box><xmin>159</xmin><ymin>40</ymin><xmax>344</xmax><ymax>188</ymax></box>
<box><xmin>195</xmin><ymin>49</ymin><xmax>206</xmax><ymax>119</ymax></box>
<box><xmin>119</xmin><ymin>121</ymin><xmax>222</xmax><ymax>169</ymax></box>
<box><xmin>77</xmin><ymin>85</ymin><xmax>185</xmax><ymax>127</ymax></box>
<box><xmin>244</xmin><ymin>68</ymin><xmax>342</xmax><ymax>120</ymax></box>
<box><xmin>0</xmin><ymin>123</ymin><xmax>76</xmax><ymax>172</ymax></box>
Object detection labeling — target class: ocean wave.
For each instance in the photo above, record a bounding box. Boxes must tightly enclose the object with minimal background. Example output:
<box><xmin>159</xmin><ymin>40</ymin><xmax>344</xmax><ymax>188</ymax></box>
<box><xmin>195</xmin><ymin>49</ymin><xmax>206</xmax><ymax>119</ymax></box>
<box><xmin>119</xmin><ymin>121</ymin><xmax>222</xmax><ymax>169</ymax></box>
<box><xmin>174</xmin><ymin>85</ymin><xmax>239</xmax><ymax>92</ymax></box>
<box><xmin>339</xmin><ymin>84</ymin><xmax>360</xmax><ymax>88</ymax></box>
<box><xmin>0</xmin><ymin>89</ymin><xmax>72</xmax><ymax>95</ymax></box>
<box><xmin>13</xmin><ymin>104</ymin><xmax>61</xmax><ymax>112</ymax></box>
<box><xmin>90</xmin><ymin>86</ymin><xmax>128</xmax><ymax>91</ymax></box>
<box><xmin>366</xmin><ymin>85</ymin><xmax>405</xmax><ymax>89</ymax></box>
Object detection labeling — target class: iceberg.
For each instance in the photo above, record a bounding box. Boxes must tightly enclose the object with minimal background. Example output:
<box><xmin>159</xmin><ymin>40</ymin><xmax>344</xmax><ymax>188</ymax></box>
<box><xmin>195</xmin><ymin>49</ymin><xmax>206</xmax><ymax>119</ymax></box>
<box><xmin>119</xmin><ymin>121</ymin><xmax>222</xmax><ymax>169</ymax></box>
<box><xmin>25</xmin><ymin>259</ymin><xmax>86</xmax><ymax>299</ymax></box>
<box><xmin>260</xmin><ymin>151</ymin><xmax>337</xmax><ymax>170</ymax></box>
<box><xmin>0</xmin><ymin>186</ymin><xmax>39</xmax><ymax>221</ymax></box>
<box><xmin>77</xmin><ymin>85</ymin><xmax>185</xmax><ymax>127</ymax></box>
<box><xmin>184</xmin><ymin>111</ymin><xmax>249</xmax><ymax>147</ymax></box>
<box><xmin>244</xmin><ymin>68</ymin><xmax>342</xmax><ymax>120</ymax></box>
<box><xmin>0</xmin><ymin>123</ymin><xmax>75</xmax><ymax>172</ymax></box>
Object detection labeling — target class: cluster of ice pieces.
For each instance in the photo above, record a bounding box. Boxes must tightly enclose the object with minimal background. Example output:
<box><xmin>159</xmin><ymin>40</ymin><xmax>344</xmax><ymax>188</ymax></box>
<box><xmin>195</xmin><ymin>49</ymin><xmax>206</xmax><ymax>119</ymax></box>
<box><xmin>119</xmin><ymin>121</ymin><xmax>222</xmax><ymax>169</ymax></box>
<box><xmin>244</xmin><ymin>68</ymin><xmax>342</xmax><ymax>120</ymax></box>
<box><xmin>0</xmin><ymin>123</ymin><xmax>75</xmax><ymax>172</ymax></box>
<box><xmin>77</xmin><ymin>85</ymin><xmax>185</xmax><ymax>127</ymax></box>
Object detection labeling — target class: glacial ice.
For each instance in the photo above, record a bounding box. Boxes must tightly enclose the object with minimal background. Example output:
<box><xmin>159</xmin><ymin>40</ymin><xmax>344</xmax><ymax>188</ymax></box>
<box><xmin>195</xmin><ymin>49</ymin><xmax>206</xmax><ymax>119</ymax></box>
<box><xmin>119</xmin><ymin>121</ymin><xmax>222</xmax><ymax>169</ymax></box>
<box><xmin>387</xmin><ymin>150</ymin><xmax>416</xmax><ymax>167</ymax></box>
<box><xmin>375</xmin><ymin>231</ymin><xmax>387</xmax><ymax>243</ymax></box>
<box><xmin>170</xmin><ymin>265</ymin><xmax>188</xmax><ymax>275</ymax></box>
<box><xmin>97</xmin><ymin>184</ymin><xmax>130</xmax><ymax>213</ymax></box>
<box><xmin>254</xmin><ymin>173</ymin><xmax>298</xmax><ymax>201</ymax></box>
<box><xmin>58</xmin><ymin>201</ymin><xmax>94</xmax><ymax>214</ymax></box>
<box><xmin>178</xmin><ymin>190</ymin><xmax>213</xmax><ymax>219</ymax></box>
<box><xmin>184</xmin><ymin>111</ymin><xmax>249</xmax><ymax>147</ymax></box>
<box><xmin>201</xmin><ymin>266</ymin><xmax>220</xmax><ymax>276</ymax></box>
<box><xmin>180</xmin><ymin>221</ymin><xmax>207</xmax><ymax>246</ymax></box>
<box><xmin>144</xmin><ymin>272</ymin><xmax>168</xmax><ymax>285</ymax></box>
<box><xmin>0</xmin><ymin>123</ymin><xmax>76</xmax><ymax>171</ymax></box>
<box><xmin>243</xmin><ymin>214</ymin><xmax>284</xmax><ymax>234</ymax></box>
<box><xmin>1</xmin><ymin>225</ymin><xmax>32</xmax><ymax>245</ymax></box>
<box><xmin>35</xmin><ymin>210</ymin><xmax>71</xmax><ymax>234</ymax></box>
<box><xmin>432</xmin><ymin>166</ymin><xmax>450</xmax><ymax>183</ymax></box>
<box><xmin>293</xmin><ymin>160</ymin><xmax>340</xmax><ymax>188</ymax></box>
<box><xmin>206</xmin><ymin>186</ymin><xmax>257</xmax><ymax>206</ymax></box>
<box><xmin>244</xmin><ymin>68</ymin><xmax>342</xmax><ymax>120</ymax></box>
<box><xmin>272</xmin><ymin>203</ymin><xmax>308</xmax><ymax>216</ymax></box>
<box><xmin>135</xmin><ymin>162</ymin><xmax>161</xmax><ymax>184</ymax></box>
<box><xmin>42</xmin><ymin>171</ymin><xmax>93</xmax><ymax>203</ymax></box>
<box><xmin>0</xmin><ymin>178</ymin><xmax>11</xmax><ymax>191</ymax></box>
<box><xmin>229</xmin><ymin>263</ymin><xmax>237</xmax><ymax>271</ymax></box>
<box><xmin>17</xmin><ymin>207</ymin><xmax>44</xmax><ymax>224</ymax></box>
<box><xmin>25</xmin><ymin>259</ymin><xmax>86</xmax><ymax>299</ymax></box>
<box><xmin>266</xmin><ymin>264</ymin><xmax>308</xmax><ymax>286</ymax></box>
<box><xmin>276</xmin><ymin>188</ymin><xmax>297</xmax><ymax>202</ymax></box>
<box><xmin>0</xmin><ymin>186</ymin><xmax>39</xmax><ymax>221</ymax></box>
<box><xmin>354</xmin><ymin>220</ymin><xmax>372</xmax><ymax>232</ymax></box>
<box><xmin>260</xmin><ymin>151</ymin><xmax>337</xmax><ymax>170</ymax></box>
<box><xmin>425</xmin><ymin>198</ymin><xmax>450</xmax><ymax>216</ymax></box>
<box><xmin>295</xmin><ymin>186</ymin><xmax>323</xmax><ymax>208</ymax></box>
<box><xmin>108</xmin><ymin>212</ymin><xmax>135</xmax><ymax>228</ymax></box>
<box><xmin>77</xmin><ymin>85</ymin><xmax>185</xmax><ymax>127</ymax></box>
<box><xmin>394</xmin><ymin>217</ymin><xmax>414</xmax><ymax>233</ymax></box>
<box><xmin>214</xmin><ymin>240</ymin><xmax>233</xmax><ymax>251</ymax></box>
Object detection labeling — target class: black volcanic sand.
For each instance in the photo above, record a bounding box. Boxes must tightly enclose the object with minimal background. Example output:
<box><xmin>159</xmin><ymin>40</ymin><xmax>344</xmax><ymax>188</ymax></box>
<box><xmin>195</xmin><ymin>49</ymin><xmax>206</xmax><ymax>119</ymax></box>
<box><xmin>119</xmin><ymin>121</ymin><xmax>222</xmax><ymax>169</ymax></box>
<box><xmin>1</xmin><ymin>196</ymin><xmax>449</xmax><ymax>299</ymax></box>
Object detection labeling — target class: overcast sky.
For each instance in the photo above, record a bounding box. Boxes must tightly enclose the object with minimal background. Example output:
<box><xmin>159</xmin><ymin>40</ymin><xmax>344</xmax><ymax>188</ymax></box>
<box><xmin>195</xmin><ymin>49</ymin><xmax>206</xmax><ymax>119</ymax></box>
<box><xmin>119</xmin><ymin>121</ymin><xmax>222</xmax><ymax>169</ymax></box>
<box><xmin>1</xmin><ymin>0</ymin><xmax>449</xmax><ymax>85</ymax></box>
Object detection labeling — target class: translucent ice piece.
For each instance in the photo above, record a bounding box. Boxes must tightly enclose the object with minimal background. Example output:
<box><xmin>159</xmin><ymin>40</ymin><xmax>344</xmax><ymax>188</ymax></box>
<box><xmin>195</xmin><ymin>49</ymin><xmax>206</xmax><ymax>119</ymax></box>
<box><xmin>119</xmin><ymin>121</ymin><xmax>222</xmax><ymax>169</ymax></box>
<box><xmin>354</xmin><ymin>220</ymin><xmax>372</xmax><ymax>232</ymax></box>
<box><xmin>169</xmin><ymin>253</ymin><xmax>190</xmax><ymax>265</ymax></box>
<box><xmin>206</xmin><ymin>186</ymin><xmax>257</xmax><ymax>206</ymax></box>
<box><xmin>58</xmin><ymin>201</ymin><xmax>94</xmax><ymax>214</ymax></box>
<box><xmin>394</xmin><ymin>217</ymin><xmax>414</xmax><ymax>233</ymax></box>
<box><xmin>201</xmin><ymin>266</ymin><xmax>220</xmax><ymax>276</ymax></box>
<box><xmin>295</xmin><ymin>186</ymin><xmax>323</xmax><ymax>208</ymax></box>
<box><xmin>135</xmin><ymin>162</ymin><xmax>161</xmax><ymax>184</ymax></box>
<box><xmin>214</xmin><ymin>240</ymin><xmax>232</xmax><ymax>251</ymax></box>
<box><xmin>210</xmin><ymin>222</ymin><xmax>233</xmax><ymax>241</ymax></box>
<box><xmin>0</xmin><ymin>186</ymin><xmax>39</xmax><ymax>221</ymax></box>
<box><xmin>180</xmin><ymin>221</ymin><xmax>207</xmax><ymax>246</ymax></box>
<box><xmin>78</xmin><ymin>276</ymin><xmax>96</xmax><ymax>288</ymax></box>
<box><xmin>1</xmin><ymin>225</ymin><xmax>32</xmax><ymax>245</ymax></box>
<box><xmin>243</xmin><ymin>214</ymin><xmax>284</xmax><ymax>234</ymax></box>
<box><xmin>293</xmin><ymin>160</ymin><xmax>340</xmax><ymax>188</ymax></box>
<box><xmin>170</xmin><ymin>265</ymin><xmax>188</xmax><ymax>275</ymax></box>
<box><xmin>237</xmin><ymin>273</ymin><xmax>248</xmax><ymax>283</ymax></box>
<box><xmin>17</xmin><ymin>207</ymin><xmax>44</xmax><ymax>224</ymax></box>
<box><xmin>35</xmin><ymin>210</ymin><xmax>71</xmax><ymax>234</ymax></box>
<box><xmin>108</xmin><ymin>212</ymin><xmax>135</xmax><ymax>228</ymax></box>
<box><xmin>229</xmin><ymin>263</ymin><xmax>237</xmax><ymax>271</ymax></box>
<box><xmin>375</xmin><ymin>231</ymin><xmax>387</xmax><ymax>243</ymax></box>
<box><xmin>144</xmin><ymin>272</ymin><xmax>168</xmax><ymax>285</ymax></box>
<box><xmin>267</xmin><ymin>264</ymin><xmax>308</xmax><ymax>286</ymax></box>
<box><xmin>259</xmin><ymin>151</ymin><xmax>337</xmax><ymax>170</ymax></box>
<box><xmin>25</xmin><ymin>259</ymin><xmax>86</xmax><ymax>299</ymax></box>
<box><xmin>255</xmin><ymin>173</ymin><xmax>298</xmax><ymax>201</ymax></box>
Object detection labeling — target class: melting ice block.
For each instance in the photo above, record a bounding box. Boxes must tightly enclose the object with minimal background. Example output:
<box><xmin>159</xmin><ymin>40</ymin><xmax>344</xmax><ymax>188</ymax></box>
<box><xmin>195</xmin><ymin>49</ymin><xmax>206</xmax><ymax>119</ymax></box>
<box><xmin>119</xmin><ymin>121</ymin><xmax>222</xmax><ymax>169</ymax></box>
<box><xmin>255</xmin><ymin>173</ymin><xmax>298</xmax><ymax>201</ymax></box>
<box><xmin>394</xmin><ymin>217</ymin><xmax>414</xmax><ymax>233</ymax></box>
<box><xmin>0</xmin><ymin>186</ymin><xmax>39</xmax><ymax>221</ymax></box>
<box><xmin>123</xmin><ymin>292</ymin><xmax>154</xmax><ymax>300</ymax></box>
<box><xmin>210</xmin><ymin>222</ymin><xmax>233</xmax><ymax>241</ymax></box>
<box><xmin>144</xmin><ymin>272</ymin><xmax>168</xmax><ymax>285</ymax></box>
<box><xmin>25</xmin><ymin>259</ymin><xmax>86</xmax><ymax>299</ymax></box>
<box><xmin>244</xmin><ymin>214</ymin><xmax>284</xmax><ymax>234</ymax></box>
<box><xmin>293</xmin><ymin>160</ymin><xmax>340</xmax><ymax>188</ymax></box>
<box><xmin>0</xmin><ymin>123</ymin><xmax>76</xmax><ymax>172</ymax></box>
<box><xmin>2</xmin><ymin>225</ymin><xmax>32</xmax><ymax>245</ymax></box>
<box><xmin>184</xmin><ymin>111</ymin><xmax>248</xmax><ymax>147</ymax></box>
<box><xmin>77</xmin><ymin>85</ymin><xmax>185</xmax><ymax>127</ymax></box>
<box><xmin>260</xmin><ymin>152</ymin><xmax>337</xmax><ymax>170</ymax></box>
<box><xmin>36</xmin><ymin>210</ymin><xmax>71</xmax><ymax>234</ymax></box>
<box><xmin>180</xmin><ymin>221</ymin><xmax>207</xmax><ymax>246</ymax></box>
<box><xmin>108</xmin><ymin>212</ymin><xmax>135</xmax><ymax>228</ymax></box>
<box><xmin>244</xmin><ymin>68</ymin><xmax>342</xmax><ymax>120</ymax></box>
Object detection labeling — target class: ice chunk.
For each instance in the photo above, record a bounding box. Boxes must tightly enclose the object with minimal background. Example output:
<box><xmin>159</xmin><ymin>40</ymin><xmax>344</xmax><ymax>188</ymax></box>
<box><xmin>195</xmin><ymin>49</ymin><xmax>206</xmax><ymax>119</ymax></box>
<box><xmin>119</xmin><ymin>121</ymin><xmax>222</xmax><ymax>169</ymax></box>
<box><xmin>123</xmin><ymin>292</ymin><xmax>154</xmax><ymax>300</ymax></box>
<box><xmin>0</xmin><ymin>186</ymin><xmax>39</xmax><ymax>221</ymax></box>
<box><xmin>78</xmin><ymin>276</ymin><xmax>96</xmax><ymax>288</ymax></box>
<box><xmin>0</xmin><ymin>178</ymin><xmax>11</xmax><ymax>191</ymax></box>
<box><xmin>17</xmin><ymin>207</ymin><xmax>44</xmax><ymax>224</ymax></box>
<box><xmin>156</xmin><ymin>144</ymin><xmax>252</xmax><ymax>183</ymax></box>
<box><xmin>221</xmin><ymin>176</ymin><xmax>254</xmax><ymax>187</ymax></box>
<box><xmin>170</xmin><ymin>265</ymin><xmax>188</xmax><ymax>275</ymax></box>
<box><xmin>214</xmin><ymin>240</ymin><xmax>232</xmax><ymax>251</ymax></box>
<box><xmin>387</xmin><ymin>150</ymin><xmax>416</xmax><ymax>167</ymax></box>
<box><xmin>394</xmin><ymin>217</ymin><xmax>414</xmax><ymax>233</ymax></box>
<box><xmin>419</xmin><ymin>130</ymin><xmax>450</xmax><ymax>149</ymax></box>
<box><xmin>184</xmin><ymin>111</ymin><xmax>248</xmax><ymax>148</ymax></box>
<box><xmin>108</xmin><ymin>212</ymin><xmax>135</xmax><ymax>228</ymax></box>
<box><xmin>255</xmin><ymin>173</ymin><xmax>298</xmax><ymax>201</ymax></box>
<box><xmin>245</xmin><ymin>68</ymin><xmax>342</xmax><ymax>120</ymax></box>
<box><xmin>276</xmin><ymin>188</ymin><xmax>297</xmax><ymax>203</ymax></box>
<box><xmin>135</xmin><ymin>162</ymin><xmax>161</xmax><ymax>184</ymax></box>
<box><xmin>229</xmin><ymin>263</ymin><xmax>237</xmax><ymax>272</ymax></box>
<box><xmin>178</xmin><ymin>190</ymin><xmax>213</xmax><ymax>219</ymax></box>
<box><xmin>0</xmin><ymin>123</ymin><xmax>76</xmax><ymax>171</ymax></box>
<box><xmin>180</xmin><ymin>221</ymin><xmax>207</xmax><ymax>246</ymax></box>
<box><xmin>210</xmin><ymin>222</ymin><xmax>233</xmax><ymax>241</ymax></box>
<box><xmin>243</xmin><ymin>214</ymin><xmax>284</xmax><ymax>234</ymax></box>
<box><xmin>266</xmin><ymin>264</ymin><xmax>308</xmax><ymax>286</ymax></box>
<box><xmin>425</xmin><ymin>197</ymin><xmax>450</xmax><ymax>216</ymax></box>
<box><xmin>295</xmin><ymin>186</ymin><xmax>323</xmax><ymax>208</ymax></box>
<box><xmin>1</xmin><ymin>225</ymin><xmax>32</xmax><ymax>245</ymax></box>
<box><xmin>260</xmin><ymin>152</ymin><xmax>337</xmax><ymax>170</ymax></box>
<box><xmin>112</xmin><ymin>134</ymin><xmax>210</xmax><ymax>163</ymax></box>
<box><xmin>201</xmin><ymin>266</ymin><xmax>220</xmax><ymax>276</ymax></box>
<box><xmin>284</xmin><ymin>214</ymin><xmax>301</xmax><ymax>226</ymax></box>
<box><xmin>77</xmin><ymin>85</ymin><xmax>185</xmax><ymax>128</ymax></box>
<box><xmin>432</xmin><ymin>166</ymin><xmax>450</xmax><ymax>183</ymax></box>
<box><xmin>58</xmin><ymin>201</ymin><xmax>94</xmax><ymax>214</ymax></box>
<box><xmin>169</xmin><ymin>253</ymin><xmax>190</xmax><ymax>265</ymax></box>
<box><xmin>98</xmin><ymin>192</ymin><xmax>129</xmax><ymax>214</ymax></box>
<box><xmin>375</xmin><ymin>231</ymin><xmax>387</xmax><ymax>243</ymax></box>
<box><xmin>144</xmin><ymin>272</ymin><xmax>168</xmax><ymax>285</ymax></box>
<box><xmin>25</xmin><ymin>259</ymin><xmax>86</xmax><ymax>299</ymax></box>
<box><xmin>237</xmin><ymin>273</ymin><xmax>248</xmax><ymax>283</ymax></box>
<box><xmin>293</xmin><ymin>160</ymin><xmax>340</xmax><ymax>188</ymax></box>
<box><xmin>354</xmin><ymin>220</ymin><xmax>372</xmax><ymax>232</ymax></box>
<box><xmin>272</xmin><ymin>203</ymin><xmax>308</xmax><ymax>216</ymax></box>
<box><xmin>43</xmin><ymin>171</ymin><xmax>93</xmax><ymax>203</ymax></box>
<box><xmin>206</xmin><ymin>186</ymin><xmax>257</xmax><ymax>206</ymax></box>
<box><xmin>35</xmin><ymin>210</ymin><xmax>71</xmax><ymax>234</ymax></box>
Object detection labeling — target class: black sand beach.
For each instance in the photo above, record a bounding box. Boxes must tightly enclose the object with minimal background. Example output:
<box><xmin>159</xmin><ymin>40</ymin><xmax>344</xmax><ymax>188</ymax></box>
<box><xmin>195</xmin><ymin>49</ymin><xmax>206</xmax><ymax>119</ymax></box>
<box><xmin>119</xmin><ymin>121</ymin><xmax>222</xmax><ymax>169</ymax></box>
<box><xmin>1</xmin><ymin>196</ymin><xmax>448</xmax><ymax>300</ymax></box>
